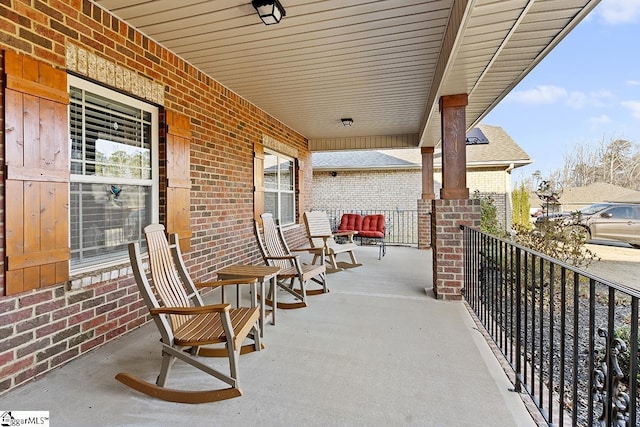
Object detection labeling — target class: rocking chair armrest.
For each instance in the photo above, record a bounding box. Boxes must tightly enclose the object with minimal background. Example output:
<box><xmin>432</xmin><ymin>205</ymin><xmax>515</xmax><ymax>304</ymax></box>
<box><xmin>309</xmin><ymin>234</ymin><xmax>331</xmax><ymax>247</ymax></box>
<box><xmin>309</xmin><ymin>234</ymin><xmax>331</xmax><ymax>241</ymax></box>
<box><xmin>195</xmin><ymin>278</ymin><xmax>258</xmax><ymax>289</ymax></box>
<box><xmin>150</xmin><ymin>303</ymin><xmax>231</xmax><ymax>316</ymax></box>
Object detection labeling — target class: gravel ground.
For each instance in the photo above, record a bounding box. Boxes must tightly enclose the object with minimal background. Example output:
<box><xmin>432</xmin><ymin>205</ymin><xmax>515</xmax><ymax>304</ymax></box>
<box><xmin>582</xmin><ymin>240</ymin><xmax>640</xmax><ymax>290</ymax></box>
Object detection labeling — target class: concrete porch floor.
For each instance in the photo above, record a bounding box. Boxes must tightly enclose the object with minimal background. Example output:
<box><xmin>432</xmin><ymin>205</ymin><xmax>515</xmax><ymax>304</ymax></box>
<box><xmin>0</xmin><ymin>245</ymin><xmax>537</xmax><ymax>426</ymax></box>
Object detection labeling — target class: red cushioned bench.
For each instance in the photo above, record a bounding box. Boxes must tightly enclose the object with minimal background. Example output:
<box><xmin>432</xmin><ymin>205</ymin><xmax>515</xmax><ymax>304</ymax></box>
<box><xmin>338</xmin><ymin>213</ymin><xmax>386</xmax><ymax>259</ymax></box>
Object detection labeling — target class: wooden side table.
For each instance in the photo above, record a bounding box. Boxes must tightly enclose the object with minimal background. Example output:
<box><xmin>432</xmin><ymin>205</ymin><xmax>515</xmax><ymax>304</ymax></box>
<box><xmin>216</xmin><ymin>265</ymin><xmax>280</xmax><ymax>337</ymax></box>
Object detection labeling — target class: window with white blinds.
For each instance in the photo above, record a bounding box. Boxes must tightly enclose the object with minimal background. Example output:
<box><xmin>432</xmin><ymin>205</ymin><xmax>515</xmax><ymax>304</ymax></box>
<box><xmin>68</xmin><ymin>75</ymin><xmax>159</xmax><ymax>272</ymax></box>
<box><xmin>264</xmin><ymin>150</ymin><xmax>295</xmax><ymax>226</ymax></box>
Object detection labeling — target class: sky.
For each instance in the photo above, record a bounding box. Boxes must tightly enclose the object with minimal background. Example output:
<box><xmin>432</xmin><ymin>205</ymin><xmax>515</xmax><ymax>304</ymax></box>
<box><xmin>483</xmin><ymin>0</ymin><xmax>640</xmax><ymax>182</ymax></box>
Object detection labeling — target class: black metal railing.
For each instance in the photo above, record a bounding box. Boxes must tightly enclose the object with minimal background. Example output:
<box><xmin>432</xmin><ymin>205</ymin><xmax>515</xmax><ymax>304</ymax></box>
<box><xmin>462</xmin><ymin>226</ymin><xmax>640</xmax><ymax>426</ymax></box>
<box><xmin>313</xmin><ymin>208</ymin><xmax>419</xmax><ymax>246</ymax></box>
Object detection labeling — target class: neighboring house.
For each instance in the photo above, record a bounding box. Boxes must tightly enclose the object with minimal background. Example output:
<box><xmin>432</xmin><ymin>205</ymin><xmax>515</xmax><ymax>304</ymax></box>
<box><xmin>312</xmin><ymin>124</ymin><xmax>532</xmax><ymax>230</ymax></box>
<box><xmin>558</xmin><ymin>182</ymin><xmax>640</xmax><ymax>212</ymax></box>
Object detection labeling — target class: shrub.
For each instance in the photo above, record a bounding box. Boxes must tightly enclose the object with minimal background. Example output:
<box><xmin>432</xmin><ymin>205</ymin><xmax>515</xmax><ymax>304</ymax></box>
<box><xmin>512</xmin><ymin>182</ymin><xmax>532</xmax><ymax>231</ymax></box>
<box><xmin>513</xmin><ymin>212</ymin><xmax>598</xmax><ymax>268</ymax></box>
<box><xmin>474</xmin><ymin>190</ymin><xmax>503</xmax><ymax>236</ymax></box>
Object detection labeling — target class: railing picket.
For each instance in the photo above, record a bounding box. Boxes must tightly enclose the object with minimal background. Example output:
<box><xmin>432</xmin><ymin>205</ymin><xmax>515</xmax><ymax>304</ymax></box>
<box><xmin>548</xmin><ymin>263</ymin><xmax>555</xmax><ymax>423</ymax></box>
<box><xmin>531</xmin><ymin>251</ymin><xmax>537</xmax><ymax>405</ymax></box>
<box><xmin>499</xmin><ymin>240</ymin><xmax>504</xmax><ymax>350</ymax></box>
<box><xmin>587</xmin><ymin>278</ymin><xmax>596</xmax><ymax>427</ymax></box>
<box><xmin>572</xmin><ymin>271</ymin><xmax>579</xmax><ymax>427</ymax></box>
<box><xmin>515</xmin><ymin>247</ymin><xmax>522</xmax><ymax>393</ymax></box>
<box><xmin>538</xmin><ymin>257</ymin><xmax>545</xmax><ymax>409</ymax></box>
<box><xmin>495</xmin><ymin>239</ymin><xmax>500</xmax><ymax>346</ymax></box>
<box><xmin>605</xmin><ymin>286</ymin><xmax>615</xmax><ymax>426</ymax></box>
<box><xmin>524</xmin><ymin>250</ymin><xmax>529</xmax><ymax>388</ymax></box>
<box><xmin>630</xmin><ymin>299</ymin><xmax>638</xmax><ymax>426</ymax></box>
<box><xmin>509</xmin><ymin>244</ymin><xmax>514</xmax><ymax>363</ymax></box>
<box><xmin>559</xmin><ymin>267</ymin><xmax>566</xmax><ymax>427</ymax></box>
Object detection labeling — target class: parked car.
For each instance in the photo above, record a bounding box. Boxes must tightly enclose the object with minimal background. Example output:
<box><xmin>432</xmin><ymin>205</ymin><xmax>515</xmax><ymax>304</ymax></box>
<box><xmin>534</xmin><ymin>211</ymin><xmax>570</xmax><ymax>224</ymax></box>
<box><xmin>535</xmin><ymin>202</ymin><xmax>613</xmax><ymax>225</ymax></box>
<box><xmin>580</xmin><ymin>203</ymin><xmax>640</xmax><ymax>248</ymax></box>
<box><xmin>535</xmin><ymin>202</ymin><xmax>640</xmax><ymax>248</ymax></box>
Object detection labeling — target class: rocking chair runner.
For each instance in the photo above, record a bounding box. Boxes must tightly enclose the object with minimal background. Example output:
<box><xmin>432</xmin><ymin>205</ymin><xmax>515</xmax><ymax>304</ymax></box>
<box><xmin>303</xmin><ymin>211</ymin><xmax>361</xmax><ymax>271</ymax></box>
<box><xmin>254</xmin><ymin>213</ymin><xmax>328</xmax><ymax>309</ymax></box>
<box><xmin>116</xmin><ymin>224</ymin><xmax>262</xmax><ymax>404</ymax></box>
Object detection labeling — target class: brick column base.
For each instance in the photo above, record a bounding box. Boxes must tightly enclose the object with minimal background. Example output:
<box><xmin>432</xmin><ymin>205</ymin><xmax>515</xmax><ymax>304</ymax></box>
<box><xmin>431</xmin><ymin>198</ymin><xmax>480</xmax><ymax>301</ymax></box>
<box><xmin>417</xmin><ymin>199</ymin><xmax>432</xmax><ymax>249</ymax></box>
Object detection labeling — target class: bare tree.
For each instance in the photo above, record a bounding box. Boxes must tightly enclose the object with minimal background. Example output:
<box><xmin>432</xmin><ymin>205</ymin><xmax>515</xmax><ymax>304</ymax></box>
<box><xmin>602</xmin><ymin>139</ymin><xmax>640</xmax><ymax>190</ymax></box>
<box><xmin>558</xmin><ymin>143</ymin><xmax>599</xmax><ymax>188</ymax></box>
<box><xmin>554</xmin><ymin>138</ymin><xmax>640</xmax><ymax>191</ymax></box>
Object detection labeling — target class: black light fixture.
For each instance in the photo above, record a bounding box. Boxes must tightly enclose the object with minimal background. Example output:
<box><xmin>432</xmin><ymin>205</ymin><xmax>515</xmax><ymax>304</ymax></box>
<box><xmin>252</xmin><ymin>0</ymin><xmax>286</xmax><ymax>25</ymax></box>
<box><xmin>341</xmin><ymin>118</ymin><xmax>353</xmax><ymax>127</ymax></box>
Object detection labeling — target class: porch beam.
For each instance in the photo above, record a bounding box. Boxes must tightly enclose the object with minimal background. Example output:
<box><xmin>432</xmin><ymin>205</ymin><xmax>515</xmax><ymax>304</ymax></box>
<box><xmin>439</xmin><ymin>94</ymin><xmax>469</xmax><ymax>200</ymax></box>
<box><xmin>420</xmin><ymin>146</ymin><xmax>435</xmax><ymax>201</ymax></box>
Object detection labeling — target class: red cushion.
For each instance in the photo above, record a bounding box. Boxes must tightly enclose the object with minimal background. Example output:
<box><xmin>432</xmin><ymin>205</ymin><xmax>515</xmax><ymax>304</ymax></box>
<box><xmin>338</xmin><ymin>213</ymin><xmax>362</xmax><ymax>232</ymax></box>
<box><xmin>360</xmin><ymin>214</ymin><xmax>385</xmax><ymax>238</ymax></box>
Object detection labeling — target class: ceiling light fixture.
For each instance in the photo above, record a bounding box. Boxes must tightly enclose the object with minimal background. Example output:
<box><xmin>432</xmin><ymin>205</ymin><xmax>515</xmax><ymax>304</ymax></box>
<box><xmin>341</xmin><ymin>118</ymin><xmax>353</xmax><ymax>127</ymax></box>
<box><xmin>252</xmin><ymin>0</ymin><xmax>286</xmax><ymax>25</ymax></box>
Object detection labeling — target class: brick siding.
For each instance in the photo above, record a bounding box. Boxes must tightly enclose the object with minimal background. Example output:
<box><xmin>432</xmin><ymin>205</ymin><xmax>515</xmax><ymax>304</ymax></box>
<box><xmin>0</xmin><ymin>0</ymin><xmax>310</xmax><ymax>395</ymax></box>
<box><xmin>314</xmin><ymin>166</ymin><xmax>512</xmax><ymax>229</ymax></box>
<box><xmin>417</xmin><ymin>199</ymin><xmax>432</xmax><ymax>249</ymax></box>
<box><xmin>313</xmin><ymin>169</ymin><xmax>422</xmax><ymax>210</ymax></box>
<box><xmin>431</xmin><ymin>199</ymin><xmax>481</xmax><ymax>300</ymax></box>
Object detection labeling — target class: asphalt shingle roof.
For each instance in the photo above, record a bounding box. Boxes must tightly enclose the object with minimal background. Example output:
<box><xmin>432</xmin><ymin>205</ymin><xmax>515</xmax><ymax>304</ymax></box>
<box><xmin>312</xmin><ymin>150</ymin><xmax>417</xmax><ymax>169</ymax></box>
<box><xmin>560</xmin><ymin>182</ymin><xmax>640</xmax><ymax>204</ymax></box>
<box><xmin>312</xmin><ymin>124</ymin><xmax>531</xmax><ymax>169</ymax></box>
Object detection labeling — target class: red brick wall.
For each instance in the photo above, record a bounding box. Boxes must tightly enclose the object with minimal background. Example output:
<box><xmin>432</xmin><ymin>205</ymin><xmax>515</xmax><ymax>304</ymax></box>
<box><xmin>417</xmin><ymin>199</ymin><xmax>432</xmax><ymax>249</ymax></box>
<box><xmin>0</xmin><ymin>0</ymin><xmax>311</xmax><ymax>395</ymax></box>
<box><xmin>282</xmin><ymin>225</ymin><xmax>309</xmax><ymax>251</ymax></box>
<box><xmin>431</xmin><ymin>199</ymin><xmax>480</xmax><ymax>300</ymax></box>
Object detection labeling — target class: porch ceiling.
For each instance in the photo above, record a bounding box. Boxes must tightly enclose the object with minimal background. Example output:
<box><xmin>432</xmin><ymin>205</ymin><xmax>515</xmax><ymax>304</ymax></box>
<box><xmin>92</xmin><ymin>0</ymin><xmax>600</xmax><ymax>148</ymax></box>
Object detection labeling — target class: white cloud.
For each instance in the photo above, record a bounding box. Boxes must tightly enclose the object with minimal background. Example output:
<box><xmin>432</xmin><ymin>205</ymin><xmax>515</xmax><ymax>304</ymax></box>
<box><xmin>598</xmin><ymin>0</ymin><xmax>640</xmax><ymax>24</ymax></box>
<box><xmin>567</xmin><ymin>89</ymin><xmax>614</xmax><ymax>108</ymax></box>
<box><xmin>567</xmin><ymin>92</ymin><xmax>587</xmax><ymax>108</ymax></box>
<box><xmin>507</xmin><ymin>85</ymin><xmax>567</xmax><ymax>104</ymax></box>
<box><xmin>627</xmin><ymin>80</ymin><xmax>640</xmax><ymax>86</ymax></box>
<box><xmin>622</xmin><ymin>100</ymin><xmax>640</xmax><ymax>119</ymax></box>
<box><xmin>588</xmin><ymin>114</ymin><xmax>612</xmax><ymax>124</ymax></box>
<box><xmin>508</xmin><ymin>86</ymin><xmax>614</xmax><ymax>109</ymax></box>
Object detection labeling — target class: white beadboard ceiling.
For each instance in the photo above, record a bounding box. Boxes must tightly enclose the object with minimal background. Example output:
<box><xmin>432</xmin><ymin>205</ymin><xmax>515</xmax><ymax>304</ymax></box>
<box><xmin>92</xmin><ymin>0</ymin><xmax>600</xmax><ymax>149</ymax></box>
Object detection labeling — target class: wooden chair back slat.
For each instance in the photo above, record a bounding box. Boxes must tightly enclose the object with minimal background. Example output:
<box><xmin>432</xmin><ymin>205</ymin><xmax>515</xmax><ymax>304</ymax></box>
<box><xmin>144</xmin><ymin>224</ymin><xmax>191</xmax><ymax>330</ymax></box>
<box><xmin>261</xmin><ymin>213</ymin><xmax>293</xmax><ymax>270</ymax></box>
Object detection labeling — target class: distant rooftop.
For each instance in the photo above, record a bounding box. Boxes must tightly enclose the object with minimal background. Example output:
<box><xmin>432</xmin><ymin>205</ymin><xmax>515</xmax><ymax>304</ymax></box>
<box><xmin>312</xmin><ymin>124</ymin><xmax>532</xmax><ymax>170</ymax></box>
<box><xmin>560</xmin><ymin>182</ymin><xmax>640</xmax><ymax>204</ymax></box>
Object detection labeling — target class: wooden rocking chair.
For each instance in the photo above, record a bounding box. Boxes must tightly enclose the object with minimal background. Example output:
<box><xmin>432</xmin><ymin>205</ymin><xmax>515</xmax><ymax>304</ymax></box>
<box><xmin>115</xmin><ymin>224</ymin><xmax>262</xmax><ymax>404</ymax></box>
<box><xmin>255</xmin><ymin>213</ymin><xmax>328</xmax><ymax>309</ymax></box>
<box><xmin>303</xmin><ymin>211</ymin><xmax>361</xmax><ymax>271</ymax></box>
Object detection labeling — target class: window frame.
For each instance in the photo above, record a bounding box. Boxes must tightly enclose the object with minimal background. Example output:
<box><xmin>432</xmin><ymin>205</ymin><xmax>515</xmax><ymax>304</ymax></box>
<box><xmin>263</xmin><ymin>148</ymin><xmax>296</xmax><ymax>227</ymax></box>
<box><xmin>68</xmin><ymin>74</ymin><xmax>159</xmax><ymax>274</ymax></box>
